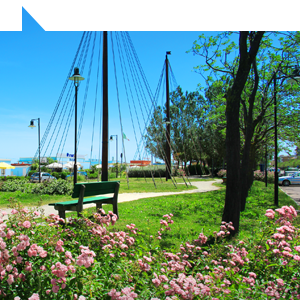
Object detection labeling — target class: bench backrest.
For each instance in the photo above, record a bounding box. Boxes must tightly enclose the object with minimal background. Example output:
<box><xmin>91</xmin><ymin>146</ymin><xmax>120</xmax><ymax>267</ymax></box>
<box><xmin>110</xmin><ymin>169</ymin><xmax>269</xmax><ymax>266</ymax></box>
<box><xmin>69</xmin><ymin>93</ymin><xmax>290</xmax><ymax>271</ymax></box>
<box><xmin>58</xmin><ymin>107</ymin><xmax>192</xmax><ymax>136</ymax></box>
<box><xmin>72</xmin><ymin>181</ymin><xmax>120</xmax><ymax>198</ymax></box>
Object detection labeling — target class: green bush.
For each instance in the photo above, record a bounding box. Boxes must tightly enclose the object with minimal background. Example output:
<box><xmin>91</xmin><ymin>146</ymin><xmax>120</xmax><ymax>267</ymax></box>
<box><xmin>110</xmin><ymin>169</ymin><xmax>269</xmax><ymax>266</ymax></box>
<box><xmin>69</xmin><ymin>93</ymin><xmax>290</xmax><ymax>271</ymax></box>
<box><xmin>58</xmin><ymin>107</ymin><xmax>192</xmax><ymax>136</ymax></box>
<box><xmin>77</xmin><ymin>175</ymin><xmax>86</xmax><ymax>182</ymax></box>
<box><xmin>0</xmin><ymin>179</ymin><xmax>31</xmax><ymax>193</ymax></box>
<box><xmin>51</xmin><ymin>172</ymin><xmax>60</xmax><ymax>179</ymax></box>
<box><xmin>31</xmin><ymin>179</ymin><xmax>73</xmax><ymax>195</ymax></box>
<box><xmin>88</xmin><ymin>173</ymin><xmax>98</xmax><ymax>179</ymax></box>
<box><xmin>0</xmin><ymin>176</ymin><xmax>24</xmax><ymax>182</ymax></box>
<box><xmin>109</xmin><ymin>172</ymin><xmax>116</xmax><ymax>179</ymax></box>
<box><xmin>28</xmin><ymin>170</ymin><xmax>36</xmax><ymax>177</ymax></box>
<box><xmin>185</xmin><ymin>164</ymin><xmax>209</xmax><ymax>176</ymax></box>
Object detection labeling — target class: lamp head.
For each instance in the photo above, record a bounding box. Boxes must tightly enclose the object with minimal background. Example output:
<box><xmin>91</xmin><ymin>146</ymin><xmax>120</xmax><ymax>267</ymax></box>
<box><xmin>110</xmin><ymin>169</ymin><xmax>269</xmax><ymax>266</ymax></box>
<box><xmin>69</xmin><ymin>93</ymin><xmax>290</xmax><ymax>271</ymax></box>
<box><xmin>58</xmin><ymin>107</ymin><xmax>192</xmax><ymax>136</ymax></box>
<box><xmin>28</xmin><ymin>120</ymin><xmax>36</xmax><ymax>129</ymax></box>
<box><xmin>69</xmin><ymin>67</ymin><xmax>85</xmax><ymax>86</ymax></box>
<box><xmin>110</xmin><ymin>135</ymin><xmax>113</xmax><ymax>141</ymax></box>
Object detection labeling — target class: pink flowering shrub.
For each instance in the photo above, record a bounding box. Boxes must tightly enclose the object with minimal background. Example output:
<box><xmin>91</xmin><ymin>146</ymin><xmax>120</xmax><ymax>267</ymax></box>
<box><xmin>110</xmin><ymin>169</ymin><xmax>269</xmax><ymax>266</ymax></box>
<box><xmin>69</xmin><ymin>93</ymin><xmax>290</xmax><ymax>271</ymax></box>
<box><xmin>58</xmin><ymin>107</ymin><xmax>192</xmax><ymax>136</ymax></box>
<box><xmin>253</xmin><ymin>170</ymin><xmax>275</xmax><ymax>183</ymax></box>
<box><xmin>217</xmin><ymin>169</ymin><xmax>226</xmax><ymax>178</ymax></box>
<box><xmin>0</xmin><ymin>203</ymin><xmax>299</xmax><ymax>299</ymax></box>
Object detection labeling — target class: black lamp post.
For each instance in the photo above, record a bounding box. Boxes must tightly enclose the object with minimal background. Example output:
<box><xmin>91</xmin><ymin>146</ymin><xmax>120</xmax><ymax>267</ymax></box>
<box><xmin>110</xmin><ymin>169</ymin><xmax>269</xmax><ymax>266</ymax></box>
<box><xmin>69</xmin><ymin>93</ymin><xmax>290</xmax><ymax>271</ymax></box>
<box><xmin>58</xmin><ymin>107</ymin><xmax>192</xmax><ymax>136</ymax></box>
<box><xmin>69</xmin><ymin>67</ymin><xmax>84</xmax><ymax>185</ymax></box>
<box><xmin>274</xmin><ymin>74</ymin><xmax>279</xmax><ymax>206</ymax></box>
<box><xmin>28</xmin><ymin>118</ymin><xmax>41</xmax><ymax>183</ymax></box>
<box><xmin>120</xmin><ymin>153</ymin><xmax>123</xmax><ymax>175</ymax></box>
<box><xmin>265</xmin><ymin>144</ymin><xmax>268</xmax><ymax>188</ymax></box>
<box><xmin>110</xmin><ymin>135</ymin><xmax>118</xmax><ymax>178</ymax></box>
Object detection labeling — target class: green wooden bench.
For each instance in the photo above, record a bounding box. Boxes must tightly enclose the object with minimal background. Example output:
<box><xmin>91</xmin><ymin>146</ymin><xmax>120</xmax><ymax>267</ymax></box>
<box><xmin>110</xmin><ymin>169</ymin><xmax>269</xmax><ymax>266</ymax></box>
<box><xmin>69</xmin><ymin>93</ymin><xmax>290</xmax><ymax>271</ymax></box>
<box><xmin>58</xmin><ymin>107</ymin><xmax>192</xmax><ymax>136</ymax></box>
<box><xmin>48</xmin><ymin>181</ymin><xmax>120</xmax><ymax>220</ymax></box>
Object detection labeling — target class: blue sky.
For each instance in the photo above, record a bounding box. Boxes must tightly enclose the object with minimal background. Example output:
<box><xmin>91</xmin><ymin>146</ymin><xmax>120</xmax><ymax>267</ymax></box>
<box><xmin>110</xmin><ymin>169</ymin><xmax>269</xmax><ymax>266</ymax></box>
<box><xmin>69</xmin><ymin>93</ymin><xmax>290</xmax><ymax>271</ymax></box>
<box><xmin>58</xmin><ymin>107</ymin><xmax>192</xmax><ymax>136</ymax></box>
<box><xmin>0</xmin><ymin>9</ymin><xmax>220</xmax><ymax>164</ymax></box>
<box><xmin>0</xmin><ymin>8</ymin><xmax>296</xmax><ymax>165</ymax></box>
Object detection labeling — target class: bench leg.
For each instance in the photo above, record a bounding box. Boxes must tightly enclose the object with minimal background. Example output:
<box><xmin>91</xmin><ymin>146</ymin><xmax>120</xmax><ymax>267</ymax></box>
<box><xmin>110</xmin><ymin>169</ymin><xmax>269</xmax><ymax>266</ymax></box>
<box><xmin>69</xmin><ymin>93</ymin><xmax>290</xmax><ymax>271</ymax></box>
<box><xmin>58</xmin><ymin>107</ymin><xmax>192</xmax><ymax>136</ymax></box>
<box><xmin>96</xmin><ymin>203</ymin><xmax>102</xmax><ymax>212</ymax></box>
<box><xmin>58</xmin><ymin>210</ymin><xmax>66</xmax><ymax>219</ymax></box>
<box><xmin>113</xmin><ymin>202</ymin><xmax>119</xmax><ymax>219</ymax></box>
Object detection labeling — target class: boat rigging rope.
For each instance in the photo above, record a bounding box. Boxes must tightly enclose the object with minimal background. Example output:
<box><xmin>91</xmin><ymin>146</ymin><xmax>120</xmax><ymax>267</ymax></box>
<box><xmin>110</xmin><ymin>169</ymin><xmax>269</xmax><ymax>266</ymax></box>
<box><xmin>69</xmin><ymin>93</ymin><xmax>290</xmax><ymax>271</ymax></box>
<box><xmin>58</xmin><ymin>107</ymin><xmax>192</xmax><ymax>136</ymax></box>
<box><xmin>89</xmin><ymin>32</ymin><xmax>102</xmax><ymax>170</ymax></box>
<box><xmin>34</xmin><ymin>31</ymin><xmax>87</xmax><ymax>159</ymax></box>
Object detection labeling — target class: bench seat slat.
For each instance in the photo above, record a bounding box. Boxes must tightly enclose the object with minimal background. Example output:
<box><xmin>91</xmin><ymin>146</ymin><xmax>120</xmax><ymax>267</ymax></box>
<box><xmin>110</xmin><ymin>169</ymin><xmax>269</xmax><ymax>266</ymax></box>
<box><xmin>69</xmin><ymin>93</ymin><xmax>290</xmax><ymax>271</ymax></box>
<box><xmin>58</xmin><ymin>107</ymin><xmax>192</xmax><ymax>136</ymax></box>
<box><xmin>49</xmin><ymin>196</ymin><xmax>113</xmax><ymax>206</ymax></box>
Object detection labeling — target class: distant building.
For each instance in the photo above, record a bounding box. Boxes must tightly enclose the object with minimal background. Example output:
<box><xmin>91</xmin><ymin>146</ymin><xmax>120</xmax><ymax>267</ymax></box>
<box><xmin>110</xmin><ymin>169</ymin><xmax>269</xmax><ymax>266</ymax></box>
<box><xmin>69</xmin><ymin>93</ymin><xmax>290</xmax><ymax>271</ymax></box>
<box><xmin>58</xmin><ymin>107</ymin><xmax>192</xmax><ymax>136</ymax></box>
<box><xmin>17</xmin><ymin>153</ymin><xmax>114</xmax><ymax>171</ymax></box>
<box><xmin>11</xmin><ymin>162</ymin><xmax>31</xmax><ymax>176</ymax></box>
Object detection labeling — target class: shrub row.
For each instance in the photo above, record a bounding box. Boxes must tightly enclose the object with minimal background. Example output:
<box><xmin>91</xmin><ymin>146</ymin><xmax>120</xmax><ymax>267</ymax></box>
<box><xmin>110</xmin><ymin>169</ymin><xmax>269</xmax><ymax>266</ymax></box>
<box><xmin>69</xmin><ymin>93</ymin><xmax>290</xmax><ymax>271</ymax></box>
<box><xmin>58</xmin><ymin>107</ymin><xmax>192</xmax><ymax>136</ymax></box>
<box><xmin>0</xmin><ymin>179</ymin><xmax>73</xmax><ymax>195</ymax></box>
<box><xmin>0</xmin><ymin>176</ymin><xmax>24</xmax><ymax>182</ymax></box>
<box><xmin>31</xmin><ymin>179</ymin><xmax>73</xmax><ymax>195</ymax></box>
<box><xmin>217</xmin><ymin>169</ymin><xmax>275</xmax><ymax>184</ymax></box>
<box><xmin>0</xmin><ymin>179</ymin><xmax>32</xmax><ymax>193</ymax></box>
<box><xmin>128</xmin><ymin>168</ymin><xmax>170</xmax><ymax>178</ymax></box>
<box><xmin>184</xmin><ymin>164</ymin><xmax>209</xmax><ymax>176</ymax></box>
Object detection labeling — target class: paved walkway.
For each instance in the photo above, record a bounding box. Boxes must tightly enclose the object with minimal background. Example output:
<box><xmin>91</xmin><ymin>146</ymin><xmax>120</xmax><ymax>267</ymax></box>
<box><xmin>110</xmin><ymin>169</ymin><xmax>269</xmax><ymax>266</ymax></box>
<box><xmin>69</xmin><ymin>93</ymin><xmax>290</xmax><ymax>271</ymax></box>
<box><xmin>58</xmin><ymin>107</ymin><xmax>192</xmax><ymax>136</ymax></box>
<box><xmin>0</xmin><ymin>179</ymin><xmax>222</xmax><ymax>220</ymax></box>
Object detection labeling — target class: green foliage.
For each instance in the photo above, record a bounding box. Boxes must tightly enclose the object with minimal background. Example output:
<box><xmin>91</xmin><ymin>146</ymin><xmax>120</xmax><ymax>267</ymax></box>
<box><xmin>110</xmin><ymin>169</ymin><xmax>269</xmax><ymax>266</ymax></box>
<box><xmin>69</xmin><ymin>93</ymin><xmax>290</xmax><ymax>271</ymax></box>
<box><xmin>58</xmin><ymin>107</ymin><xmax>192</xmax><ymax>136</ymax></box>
<box><xmin>0</xmin><ymin>179</ymin><xmax>73</xmax><ymax>195</ymax></box>
<box><xmin>278</xmin><ymin>158</ymin><xmax>300</xmax><ymax>168</ymax></box>
<box><xmin>77</xmin><ymin>175</ymin><xmax>86</xmax><ymax>182</ymax></box>
<box><xmin>31</xmin><ymin>179</ymin><xmax>73</xmax><ymax>195</ymax></box>
<box><xmin>184</xmin><ymin>164</ymin><xmax>209</xmax><ymax>176</ymax></box>
<box><xmin>88</xmin><ymin>173</ymin><xmax>98</xmax><ymax>179</ymax></box>
<box><xmin>28</xmin><ymin>170</ymin><xmax>36</xmax><ymax>177</ymax></box>
<box><xmin>0</xmin><ymin>179</ymin><xmax>31</xmax><ymax>193</ymax></box>
<box><xmin>128</xmin><ymin>168</ymin><xmax>169</xmax><ymax>178</ymax></box>
<box><xmin>40</xmin><ymin>166</ymin><xmax>51</xmax><ymax>173</ymax></box>
<box><xmin>0</xmin><ymin>176</ymin><xmax>24</xmax><ymax>182</ymax></box>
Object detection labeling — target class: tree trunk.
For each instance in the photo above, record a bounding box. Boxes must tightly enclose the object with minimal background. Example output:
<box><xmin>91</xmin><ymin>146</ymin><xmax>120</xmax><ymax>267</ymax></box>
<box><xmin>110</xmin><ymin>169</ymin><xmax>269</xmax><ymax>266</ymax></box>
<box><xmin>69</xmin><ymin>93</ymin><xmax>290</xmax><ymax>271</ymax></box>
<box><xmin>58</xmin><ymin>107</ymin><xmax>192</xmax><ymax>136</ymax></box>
<box><xmin>222</xmin><ymin>89</ymin><xmax>242</xmax><ymax>235</ymax></box>
<box><xmin>240</xmin><ymin>127</ymin><xmax>253</xmax><ymax>211</ymax></box>
<box><xmin>247</xmin><ymin>144</ymin><xmax>256</xmax><ymax>190</ymax></box>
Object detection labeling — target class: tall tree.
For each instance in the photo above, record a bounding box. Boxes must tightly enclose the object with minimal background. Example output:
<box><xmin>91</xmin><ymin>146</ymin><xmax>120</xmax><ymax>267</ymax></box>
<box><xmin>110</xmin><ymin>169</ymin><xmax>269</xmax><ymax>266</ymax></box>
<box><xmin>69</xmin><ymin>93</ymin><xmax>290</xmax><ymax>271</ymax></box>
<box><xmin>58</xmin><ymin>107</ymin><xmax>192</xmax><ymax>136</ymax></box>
<box><xmin>183</xmin><ymin>6</ymin><xmax>298</xmax><ymax>234</ymax></box>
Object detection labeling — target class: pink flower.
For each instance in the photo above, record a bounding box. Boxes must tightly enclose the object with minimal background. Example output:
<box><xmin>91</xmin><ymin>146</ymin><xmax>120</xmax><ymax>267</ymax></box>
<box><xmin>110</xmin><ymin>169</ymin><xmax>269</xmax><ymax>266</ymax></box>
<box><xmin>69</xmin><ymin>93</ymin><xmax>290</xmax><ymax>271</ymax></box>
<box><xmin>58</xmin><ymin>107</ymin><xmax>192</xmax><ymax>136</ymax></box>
<box><xmin>28</xmin><ymin>293</ymin><xmax>40</xmax><ymax>300</ymax></box>
<box><xmin>55</xmin><ymin>239</ymin><xmax>64</xmax><ymax>252</ymax></box>
<box><xmin>40</xmin><ymin>265</ymin><xmax>46</xmax><ymax>271</ymax></box>
<box><xmin>265</xmin><ymin>209</ymin><xmax>275</xmax><ymax>219</ymax></box>
<box><xmin>152</xmin><ymin>278</ymin><xmax>161</xmax><ymax>287</ymax></box>
<box><xmin>52</xmin><ymin>285</ymin><xmax>60</xmax><ymax>293</ymax></box>
<box><xmin>7</xmin><ymin>274</ymin><xmax>14</xmax><ymax>285</ymax></box>
<box><xmin>78</xmin><ymin>297</ymin><xmax>86</xmax><ymax>300</ymax></box>
<box><xmin>276</xmin><ymin>278</ymin><xmax>284</xmax><ymax>287</ymax></box>
<box><xmin>14</xmin><ymin>297</ymin><xmax>21</xmax><ymax>300</ymax></box>
<box><xmin>23</xmin><ymin>221</ymin><xmax>31</xmax><ymax>228</ymax></box>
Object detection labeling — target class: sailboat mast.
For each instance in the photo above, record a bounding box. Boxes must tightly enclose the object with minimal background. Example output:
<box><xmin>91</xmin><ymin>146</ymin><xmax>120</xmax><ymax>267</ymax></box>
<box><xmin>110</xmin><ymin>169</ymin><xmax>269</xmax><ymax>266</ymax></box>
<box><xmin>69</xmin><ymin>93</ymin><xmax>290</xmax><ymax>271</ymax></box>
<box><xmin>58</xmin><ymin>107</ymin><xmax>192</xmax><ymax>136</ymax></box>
<box><xmin>102</xmin><ymin>31</ymin><xmax>109</xmax><ymax>181</ymax></box>
<box><xmin>165</xmin><ymin>51</ymin><xmax>171</xmax><ymax>180</ymax></box>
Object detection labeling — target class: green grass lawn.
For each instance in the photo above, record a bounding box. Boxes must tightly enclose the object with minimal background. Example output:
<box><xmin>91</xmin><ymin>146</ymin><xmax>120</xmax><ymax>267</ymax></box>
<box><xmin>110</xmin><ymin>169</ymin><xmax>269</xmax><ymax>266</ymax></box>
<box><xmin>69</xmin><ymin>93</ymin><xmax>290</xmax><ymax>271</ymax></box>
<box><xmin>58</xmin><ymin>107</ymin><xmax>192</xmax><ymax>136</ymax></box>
<box><xmin>63</xmin><ymin>181</ymin><xmax>299</xmax><ymax>250</ymax></box>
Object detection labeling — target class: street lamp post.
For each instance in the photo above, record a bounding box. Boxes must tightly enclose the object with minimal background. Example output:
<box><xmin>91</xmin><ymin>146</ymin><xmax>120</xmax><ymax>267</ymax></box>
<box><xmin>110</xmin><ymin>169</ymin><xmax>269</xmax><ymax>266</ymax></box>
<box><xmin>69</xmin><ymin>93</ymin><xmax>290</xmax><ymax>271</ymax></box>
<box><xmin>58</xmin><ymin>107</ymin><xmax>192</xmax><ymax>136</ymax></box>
<box><xmin>120</xmin><ymin>153</ymin><xmax>123</xmax><ymax>175</ymax></box>
<box><xmin>274</xmin><ymin>75</ymin><xmax>279</xmax><ymax>206</ymax></box>
<box><xmin>69</xmin><ymin>67</ymin><xmax>84</xmax><ymax>185</ymax></box>
<box><xmin>110</xmin><ymin>135</ymin><xmax>118</xmax><ymax>178</ymax></box>
<box><xmin>265</xmin><ymin>145</ymin><xmax>268</xmax><ymax>188</ymax></box>
<box><xmin>28</xmin><ymin>118</ymin><xmax>41</xmax><ymax>183</ymax></box>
